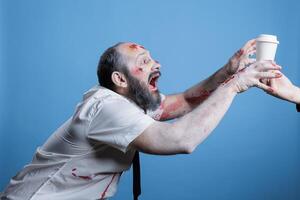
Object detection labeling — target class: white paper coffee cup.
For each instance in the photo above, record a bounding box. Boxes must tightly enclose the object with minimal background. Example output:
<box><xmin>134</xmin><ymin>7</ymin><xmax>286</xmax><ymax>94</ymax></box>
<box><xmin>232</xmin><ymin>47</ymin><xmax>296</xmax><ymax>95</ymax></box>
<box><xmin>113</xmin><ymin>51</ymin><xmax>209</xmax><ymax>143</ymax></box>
<box><xmin>256</xmin><ymin>34</ymin><xmax>279</xmax><ymax>61</ymax></box>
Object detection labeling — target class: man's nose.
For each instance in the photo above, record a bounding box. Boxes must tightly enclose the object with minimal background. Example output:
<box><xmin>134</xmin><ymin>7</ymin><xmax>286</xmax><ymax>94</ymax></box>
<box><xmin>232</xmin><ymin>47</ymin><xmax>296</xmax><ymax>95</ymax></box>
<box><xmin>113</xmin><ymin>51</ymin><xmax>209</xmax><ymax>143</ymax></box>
<box><xmin>151</xmin><ymin>60</ymin><xmax>161</xmax><ymax>71</ymax></box>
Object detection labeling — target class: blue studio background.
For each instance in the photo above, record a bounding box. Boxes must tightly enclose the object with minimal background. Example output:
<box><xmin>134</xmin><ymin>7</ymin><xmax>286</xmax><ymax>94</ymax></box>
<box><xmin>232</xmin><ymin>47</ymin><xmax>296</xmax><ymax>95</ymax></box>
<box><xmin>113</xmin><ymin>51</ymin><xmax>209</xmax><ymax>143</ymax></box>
<box><xmin>0</xmin><ymin>0</ymin><xmax>300</xmax><ymax>199</ymax></box>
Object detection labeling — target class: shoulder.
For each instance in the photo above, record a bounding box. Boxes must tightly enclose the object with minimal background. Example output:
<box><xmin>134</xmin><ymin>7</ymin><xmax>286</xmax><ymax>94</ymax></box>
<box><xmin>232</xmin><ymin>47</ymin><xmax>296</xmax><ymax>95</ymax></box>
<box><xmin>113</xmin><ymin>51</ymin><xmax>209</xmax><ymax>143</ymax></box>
<box><xmin>73</xmin><ymin>86</ymin><xmax>135</xmax><ymax>122</ymax></box>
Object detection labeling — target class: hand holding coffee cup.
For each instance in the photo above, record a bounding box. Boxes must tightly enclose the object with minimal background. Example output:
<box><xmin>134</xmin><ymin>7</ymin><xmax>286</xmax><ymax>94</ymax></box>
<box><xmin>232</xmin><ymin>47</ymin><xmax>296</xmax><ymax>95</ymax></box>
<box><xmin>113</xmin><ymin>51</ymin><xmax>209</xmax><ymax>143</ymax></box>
<box><xmin>256</xmin><ymin>34</ymin><xmax>281</xmax><ymax>85</ymax></box>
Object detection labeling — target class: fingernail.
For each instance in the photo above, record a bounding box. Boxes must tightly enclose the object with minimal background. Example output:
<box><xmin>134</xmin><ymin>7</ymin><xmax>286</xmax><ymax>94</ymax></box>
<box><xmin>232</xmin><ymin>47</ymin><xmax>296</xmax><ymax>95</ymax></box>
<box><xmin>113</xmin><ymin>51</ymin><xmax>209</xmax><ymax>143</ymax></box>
<box><xmin>275</xmin><ymin>73</ymin><xmax>282</xmax><ymax>77</ymax></box>
<box><xmin>268</xmin><ymin>87</ymin><xmax>274</xmax><ymax>93</ymax></box>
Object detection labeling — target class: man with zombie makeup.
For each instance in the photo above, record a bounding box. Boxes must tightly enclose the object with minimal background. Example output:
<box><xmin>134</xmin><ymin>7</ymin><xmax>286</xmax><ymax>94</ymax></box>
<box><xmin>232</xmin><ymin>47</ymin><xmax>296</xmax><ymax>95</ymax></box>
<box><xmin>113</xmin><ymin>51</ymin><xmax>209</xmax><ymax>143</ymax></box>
<box><xmin>1</xmin><ymin>40</ymin><xmax>283</xmax><ymax>200</ymax></box>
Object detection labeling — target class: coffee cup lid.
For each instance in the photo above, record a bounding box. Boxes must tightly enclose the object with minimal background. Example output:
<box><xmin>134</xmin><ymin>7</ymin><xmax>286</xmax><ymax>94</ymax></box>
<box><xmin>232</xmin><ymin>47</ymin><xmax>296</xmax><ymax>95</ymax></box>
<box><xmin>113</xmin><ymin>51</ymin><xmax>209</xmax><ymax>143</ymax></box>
<box><xmin>256</xmin><ymin>34</ymin><xmax>279</xmax><ymax>44</ymax></box>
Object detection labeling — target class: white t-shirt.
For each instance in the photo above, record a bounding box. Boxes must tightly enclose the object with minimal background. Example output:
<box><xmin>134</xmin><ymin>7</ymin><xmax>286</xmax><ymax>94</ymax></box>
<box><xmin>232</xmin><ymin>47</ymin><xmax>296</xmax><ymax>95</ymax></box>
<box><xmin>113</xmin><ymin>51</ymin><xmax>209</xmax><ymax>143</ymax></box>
<box><xmin>1</xmin><ymin>86</ymin><xmax>164</xmax><ymax>200</ymax></box>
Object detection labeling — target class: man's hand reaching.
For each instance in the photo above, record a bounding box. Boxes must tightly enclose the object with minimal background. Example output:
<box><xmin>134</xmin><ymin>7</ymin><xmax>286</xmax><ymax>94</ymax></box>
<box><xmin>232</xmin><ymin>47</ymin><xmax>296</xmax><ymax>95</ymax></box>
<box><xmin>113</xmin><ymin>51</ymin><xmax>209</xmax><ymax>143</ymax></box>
<box><xmin>224</xmin><ymin>61</ymin><xmax>282</xmax><ymax>93</ymax></box>
<box><xmin>224</xmin><ymin>39</ymin><xmax>257</xmax><ymax>75</ymax></box>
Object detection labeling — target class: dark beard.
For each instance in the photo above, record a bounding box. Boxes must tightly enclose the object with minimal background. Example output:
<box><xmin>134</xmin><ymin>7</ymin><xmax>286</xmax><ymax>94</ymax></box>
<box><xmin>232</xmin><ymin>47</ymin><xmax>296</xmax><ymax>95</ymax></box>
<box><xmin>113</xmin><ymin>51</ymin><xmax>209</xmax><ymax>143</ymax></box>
<box><xmin>123</xmin><ymin>70</ymin><xmax>161</xmax><ymax>112</ymax></box>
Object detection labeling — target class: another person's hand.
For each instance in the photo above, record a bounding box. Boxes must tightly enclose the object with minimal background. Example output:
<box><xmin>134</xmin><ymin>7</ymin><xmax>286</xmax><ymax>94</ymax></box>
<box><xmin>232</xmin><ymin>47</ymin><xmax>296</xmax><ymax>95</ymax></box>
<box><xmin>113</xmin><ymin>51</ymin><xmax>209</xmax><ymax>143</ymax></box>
<box><xmin>263</xmin><ymin>72</ymin><xmax>300</xmax><ymax>104</ymax></box>
<box><xmin>224</xmin><ymin>39</ymin><xmax>256</xmax><ymax>75</ymax></box>
<box><xmin>225</xmin><ymin>61</ymin><xmax>282</xmax><ymax>93</ymax></box>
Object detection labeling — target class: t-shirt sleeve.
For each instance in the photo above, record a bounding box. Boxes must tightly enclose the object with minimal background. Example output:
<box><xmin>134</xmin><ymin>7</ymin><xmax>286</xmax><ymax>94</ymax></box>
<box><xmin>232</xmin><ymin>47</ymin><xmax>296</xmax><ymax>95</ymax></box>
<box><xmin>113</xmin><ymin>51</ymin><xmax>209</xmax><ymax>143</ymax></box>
<box><xmin>87</xmin><ymin>97</ymin><xmax>155</xmax><ymax>153</ymax></box>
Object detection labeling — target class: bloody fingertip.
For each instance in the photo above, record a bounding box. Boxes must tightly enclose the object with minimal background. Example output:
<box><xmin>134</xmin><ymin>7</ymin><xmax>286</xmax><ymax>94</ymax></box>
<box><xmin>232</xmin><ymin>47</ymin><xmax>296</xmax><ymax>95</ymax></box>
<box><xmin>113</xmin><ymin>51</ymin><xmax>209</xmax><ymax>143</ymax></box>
<box><xmin>268</xmin><ymin>87</ymin><xmax>274</xmax><ymax>93</ymax></box>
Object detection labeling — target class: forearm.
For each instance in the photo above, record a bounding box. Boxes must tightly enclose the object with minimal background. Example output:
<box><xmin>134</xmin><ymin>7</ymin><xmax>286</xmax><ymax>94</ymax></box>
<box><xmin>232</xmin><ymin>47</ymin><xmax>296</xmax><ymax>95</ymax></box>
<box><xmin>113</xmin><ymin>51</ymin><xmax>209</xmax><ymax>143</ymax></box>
<box><xmin>171</xmin><ymin>81</ymin><xmax>237</xmax><ymax>153</ymax></box>
<box><xmin>158</xmin><ymin>66</ymin><xmax>231</xmax><ymax>121</ymax></box>
<box><xmin>133</xmin><ymin>82</ymin><xmax>237</xmax><ymax>155</ymax></box>
<box><xmin>159</xmin><ymin>39</ymin><xmax>256</xmax><ymax>120</ymax></box>
<box><xmin>183</xmin><ymin>65</ymin><xmax>230</xmax><ymax>108</ymax></box>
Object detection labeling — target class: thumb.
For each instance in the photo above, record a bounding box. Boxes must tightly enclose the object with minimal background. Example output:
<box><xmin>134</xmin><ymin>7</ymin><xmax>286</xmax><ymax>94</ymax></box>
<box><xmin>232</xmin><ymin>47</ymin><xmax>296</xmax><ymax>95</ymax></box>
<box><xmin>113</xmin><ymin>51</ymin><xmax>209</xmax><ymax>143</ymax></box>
<box><xmin>256</xmin><ymin>81</ymin><xmax>274</xmax><ymax>93</ymax></box>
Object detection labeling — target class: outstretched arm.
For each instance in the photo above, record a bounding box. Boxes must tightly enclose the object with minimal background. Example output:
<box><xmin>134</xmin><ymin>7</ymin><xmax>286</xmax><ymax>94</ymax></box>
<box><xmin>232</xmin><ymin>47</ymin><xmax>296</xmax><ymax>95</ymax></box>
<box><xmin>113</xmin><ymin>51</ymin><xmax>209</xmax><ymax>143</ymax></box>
<box><xmin>157</xmin><ymin>39</ymin><xmax>257</xmax><ymax>121</ymax></box>
<box><xmin>264</xmin><ymin>72</ymin><xmax>300</xmax><ymax>104</ymax></box>
<box><xmin>131</xmin><ymin>61</ymin><xmax>281</xmax><ymax>155</ymax></box>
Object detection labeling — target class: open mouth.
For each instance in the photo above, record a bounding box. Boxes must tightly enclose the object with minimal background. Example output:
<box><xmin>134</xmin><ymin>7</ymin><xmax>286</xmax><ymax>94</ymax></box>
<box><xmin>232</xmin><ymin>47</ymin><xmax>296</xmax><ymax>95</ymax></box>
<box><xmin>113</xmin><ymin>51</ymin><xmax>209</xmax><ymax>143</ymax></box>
<box><xmin>148</xmin><ymin>72</ymin><xmax>161</xmax><ymax>91</ymax></box>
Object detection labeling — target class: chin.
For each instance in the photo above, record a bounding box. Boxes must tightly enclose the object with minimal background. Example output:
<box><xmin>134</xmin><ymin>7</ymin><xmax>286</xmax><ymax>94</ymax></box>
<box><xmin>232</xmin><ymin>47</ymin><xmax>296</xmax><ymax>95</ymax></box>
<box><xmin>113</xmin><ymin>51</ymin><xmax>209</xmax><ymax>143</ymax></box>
<box><xmin>151</xmin><ymin>89</ymin><xmax>160</xmax><ymax>98</ymax></box>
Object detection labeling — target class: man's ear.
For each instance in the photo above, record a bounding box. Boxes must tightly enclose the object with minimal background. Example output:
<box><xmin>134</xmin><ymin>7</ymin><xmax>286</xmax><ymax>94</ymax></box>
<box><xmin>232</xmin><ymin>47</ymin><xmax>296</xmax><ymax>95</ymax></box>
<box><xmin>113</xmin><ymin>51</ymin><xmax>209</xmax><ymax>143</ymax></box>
<box><xmin>111</xmin><ymin>71</ymin><xmax>128</xmax><ymax>88</ymax></box>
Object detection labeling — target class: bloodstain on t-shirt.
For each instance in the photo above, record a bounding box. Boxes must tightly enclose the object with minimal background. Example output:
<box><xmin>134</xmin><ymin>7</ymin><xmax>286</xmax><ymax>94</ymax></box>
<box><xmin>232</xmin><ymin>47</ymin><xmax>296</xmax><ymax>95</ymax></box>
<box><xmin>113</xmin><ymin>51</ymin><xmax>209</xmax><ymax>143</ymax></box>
<box><xmin>71</xmin><ymin>168</ymin><xmax>92</xmax><ymax>180</ymax></box>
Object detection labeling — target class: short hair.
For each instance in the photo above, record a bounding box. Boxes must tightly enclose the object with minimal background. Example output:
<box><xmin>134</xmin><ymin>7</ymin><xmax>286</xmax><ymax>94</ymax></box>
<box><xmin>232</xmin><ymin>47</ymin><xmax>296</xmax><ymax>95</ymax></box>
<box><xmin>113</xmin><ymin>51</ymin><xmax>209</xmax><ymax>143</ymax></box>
<box><xmin>97</xmin><ymin>42</ymin><xmax>127</xmax><ymax>91</ymax></box>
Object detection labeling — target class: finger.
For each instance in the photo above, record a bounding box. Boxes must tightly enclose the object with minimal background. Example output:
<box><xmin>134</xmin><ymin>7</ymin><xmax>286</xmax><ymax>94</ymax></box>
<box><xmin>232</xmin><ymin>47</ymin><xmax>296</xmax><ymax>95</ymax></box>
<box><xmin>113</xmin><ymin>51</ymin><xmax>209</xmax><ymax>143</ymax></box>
<box><xmin>238</xmin><ymin>61</ymin><xmax>246</xmax><ymax>70</ymax></box>
<box><xmin>259</xmin><ymin>78</ymin><xmax>269</xmax><ymax>85</ymax></box>
<box><xmin>246</xmin><ymin>49</ymin><xmax>256</xmax><ymax>57</ymax></box>
<box><xmin>243</xmin><ymin>58</ymin><xmax>256</xmax><ymax>66</ymax></box>
<box><xmin>269</xmin><ymin>77</ymin><xmax>276</xmax><ymax>87</ymax></box>
<box><xmin>256</xmin><ymin>60</ymin><xmax>280</xmax><ymax>67</ymax></box>
<box><xmin>242</xmin><ymin>39</ymin><xmax>256</xmax><ymax>51</ymax></box>
<box><xmin>233</xmin><ymin>49</ymin><xmax>244</xmax><ymax>59</ymax></box>
<box><xmin>269</xmin><ymin>61</ymin><xmax>282</xmax><ymax>69</ymax></box>
<box><xmin>233</xmin><ymin>39</ymin><xmax>256</xmax><ymax>59</ymax></box>
<box><xmin>267</xmin><ymin>78</ymin><xmax>271</xmax><ymax>86</ymax></box>
<box><xmin>256</xmin><ymin>81</ymin><xmax>274</xmax><ymax>93</ymax></box>
<box><xmin>241</xmin><ymin>49</ymin><xmax>256</xmax><ymax>60</ymax></box>
<box><xmin>255</xmin><ymin>62</ymin><xmax>282</xmax><ymax>71</ymax></box>
<box><xmin>257</xmin><ymin>71</ymin><xmax>282</xmax><ymax>79</ymax></box>
<box><xmin>239</xmin><ymin>59</ymin><xmax>255</xmax><ymax>69</ymax></box>
<box><xmin>246</xmin><ymin>46</ymin><xmax>256</xmax><ymax>54</ymax></box>
<box><xmin>260</xmin><ymin>66</ymin><xmax>282</xmax><ymax>72</ymax></box>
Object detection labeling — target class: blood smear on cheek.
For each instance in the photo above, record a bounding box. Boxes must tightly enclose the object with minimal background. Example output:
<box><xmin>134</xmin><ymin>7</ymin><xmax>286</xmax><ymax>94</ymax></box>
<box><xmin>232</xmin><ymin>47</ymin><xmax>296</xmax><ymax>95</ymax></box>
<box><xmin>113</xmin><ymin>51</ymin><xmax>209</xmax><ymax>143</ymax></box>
<box><xmin>132</xmin><ymin>67</ymin><xmax>143</xmax><ymax>76</ymax></box>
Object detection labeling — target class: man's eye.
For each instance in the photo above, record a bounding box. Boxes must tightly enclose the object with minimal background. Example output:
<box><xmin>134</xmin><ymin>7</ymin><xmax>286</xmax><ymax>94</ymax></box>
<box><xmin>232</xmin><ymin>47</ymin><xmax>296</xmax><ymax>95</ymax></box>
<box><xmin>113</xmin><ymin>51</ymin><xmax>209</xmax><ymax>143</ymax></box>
<box><xmin>143</xmin><ymin>59</ymin><xmax>150</xmax><ymax>64</ymax></box>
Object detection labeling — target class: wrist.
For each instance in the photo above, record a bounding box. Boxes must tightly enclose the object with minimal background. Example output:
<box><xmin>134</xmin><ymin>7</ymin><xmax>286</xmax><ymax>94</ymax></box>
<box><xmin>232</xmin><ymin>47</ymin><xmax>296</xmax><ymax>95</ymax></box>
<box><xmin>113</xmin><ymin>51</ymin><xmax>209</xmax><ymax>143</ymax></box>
<box><xmin>218</xmin><ymin>64</ymin><xmax>234</xmax><ymax>83</ymax></box>
<box><xmin>292</xmin><ymin>86</ymin><xmax>300</xmax><ymax>104</ymax></box>
<box><xmin>219</xmin><ymin>78</ymin><xmax>239</xmax><ymax>96</ymax></box>
<box><xmin>223</xmin><ymin>62</ymin><xmax>235</xmax><ymax>76</ymax></box>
